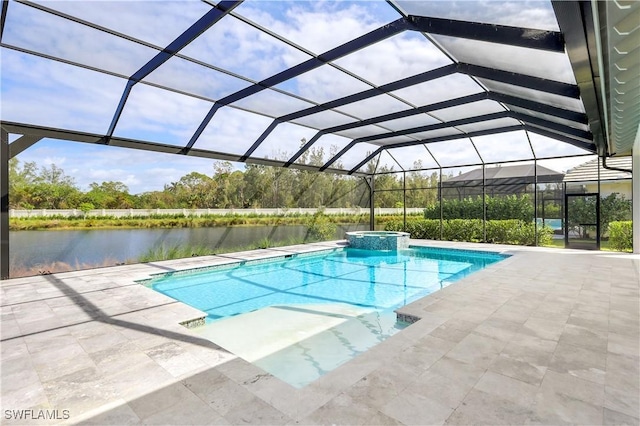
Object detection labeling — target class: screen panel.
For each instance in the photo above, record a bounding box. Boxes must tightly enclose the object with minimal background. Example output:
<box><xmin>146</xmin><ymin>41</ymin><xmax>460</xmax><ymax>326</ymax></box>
<box><xmin>180</xmin><ymin>15</ymin><xmax>313</xmax><ymax>82</ymax></box>
<box><xmin>433</xmin><ymin>35</ymin><xmax>577</xmax><ymax>84</ymax></box>
<box><xmin>471</xmin><ymin>130</ymin><xmax>534</xmax><ymax>163</ymax></box>
<box><xmin>232</xmin><ymin>1</ymin><xmax>402</xmax><ymax>54</ymax></box>
<box><xmin>194</xmin><ymin>107</ymin><xmax>275</xmax><ymax>155</ymax></box>
<box><xmin>333</xmin><ymin>31</ymin><xmax>452</xmax><ymax>86</ymax></box>
<box><xmin>113</xmin><ymin>83</ymin><xmax>214</xmax><ymax>146</ymax></box>
<box><xmin>3</xmin><ymin>1</ymin><xmax>158</xmax><ymax>76</ymax></box>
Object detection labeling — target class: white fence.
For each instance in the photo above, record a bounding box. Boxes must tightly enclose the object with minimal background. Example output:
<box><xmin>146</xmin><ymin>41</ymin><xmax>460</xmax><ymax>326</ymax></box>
<box><xmin>10</xmin><ymin>207</ymin><xmax>425</xmax><ymax>218</ymax></box>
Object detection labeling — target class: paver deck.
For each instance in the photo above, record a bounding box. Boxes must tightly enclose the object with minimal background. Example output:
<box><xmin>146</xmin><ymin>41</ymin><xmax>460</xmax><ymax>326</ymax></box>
<box><xmin>1</xmin><ymin>240</ymin><xmax>638</xmax><ymax>425</ymax></box>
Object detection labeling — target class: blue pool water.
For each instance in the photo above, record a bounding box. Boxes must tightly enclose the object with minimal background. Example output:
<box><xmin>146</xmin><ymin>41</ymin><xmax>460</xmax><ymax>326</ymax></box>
<box><xmin>145</xmin><ymin>246</ymin><xmax>507</xmax><ymax>387</ymax></box>
<box><xmin>148</xmin><ymin>247</ymin><xmax>507</xmax><ymax>321</ymax></box>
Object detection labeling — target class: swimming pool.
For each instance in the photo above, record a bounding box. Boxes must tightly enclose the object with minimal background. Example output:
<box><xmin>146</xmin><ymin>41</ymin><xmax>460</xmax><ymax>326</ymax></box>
<box><xmin>144</xmin><ymin>246</ymin><xmax>507</xmax><ymax>387</ymax></box>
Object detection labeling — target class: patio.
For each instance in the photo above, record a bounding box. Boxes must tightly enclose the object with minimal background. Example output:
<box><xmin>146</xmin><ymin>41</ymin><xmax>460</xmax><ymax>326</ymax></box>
<box><xmin>2</xmin><ymin>240</ymin><xmax>638</xmax><ymax>425</ymax></box>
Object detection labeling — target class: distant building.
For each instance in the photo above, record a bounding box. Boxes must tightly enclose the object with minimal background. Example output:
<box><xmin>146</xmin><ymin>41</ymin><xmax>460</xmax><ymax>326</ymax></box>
<box><xmin>564</xmin><ymin>157</ymin><xmax>632</xmax><ymax>198</ymax></box>
<box><xmin>441</xmin><ymin>164</ymin><xmax>564</xmax><ymax>199</ymax></box>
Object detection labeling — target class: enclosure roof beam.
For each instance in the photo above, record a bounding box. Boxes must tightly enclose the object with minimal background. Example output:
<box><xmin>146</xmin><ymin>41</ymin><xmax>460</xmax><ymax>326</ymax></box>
<box><xmin>277</xmin><ymin>63</ymin><xmax>457</xmax><ymax>122</ymax></box>
<box><xmin>284</xmin><ymin>131</ymin><xmax>326</xmax><ymax>167</ymax></box>
<box><xmin>407</xmin><ymin>15</ymin><xmax>565</xmax><ymax>52</ymax></box>
<box><xmin>511</xmin><ymin>112</ymin><xmax>593</xmax><ymax>141</ymax></box>
<box><xmin>522</xmin><ymin>124</ymin><xmax>596</xmax><ymax>152</ymax></box>
<box><xmin>346</xmin><ymin>125</ymin><xmax>525</xmax><ymax>174</ymax></box>
<box><xmin>488</xmin><ymin>92</ymin><xmax>589</xmax><ymax>123</ymax></box>
<box><xmin>355</xmin><ymin>111</ymin><xmax>510</xmax><ymax>143</ymax></box>
<box><xmin>8</xmin><ymin>135</ymin><xmax>42</xmax><ymax>158</ymax></box>
<box><xmin>456</xmin><ymin>63</ymin><xmax>581</xmax><ymax>98</ymax></box>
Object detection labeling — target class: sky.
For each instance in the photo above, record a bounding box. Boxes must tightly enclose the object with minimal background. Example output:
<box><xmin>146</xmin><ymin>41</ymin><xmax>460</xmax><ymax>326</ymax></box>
<box><xmin>1</xmin><ymin>0</ymin><xmax>595</xmax><ymax>194</ymax></box>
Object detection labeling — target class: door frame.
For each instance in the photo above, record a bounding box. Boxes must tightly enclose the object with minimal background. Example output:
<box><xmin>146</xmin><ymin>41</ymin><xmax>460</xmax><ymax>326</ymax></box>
<box><xmin>564</xmin><ymin>192</ymin><xmax>600</xmax><ymax>250</ymax></box>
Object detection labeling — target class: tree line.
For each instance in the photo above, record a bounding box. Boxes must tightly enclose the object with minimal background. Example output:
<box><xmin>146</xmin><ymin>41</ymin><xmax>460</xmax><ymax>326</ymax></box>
<box><xmin>8</xmin><ymin>152</ymin><xmax>441</xmax><ymax>211</ymax></box>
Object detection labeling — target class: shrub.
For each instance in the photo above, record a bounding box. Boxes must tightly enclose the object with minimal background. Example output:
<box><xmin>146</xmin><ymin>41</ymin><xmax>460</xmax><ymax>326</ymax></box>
<box><xmin>424</xmin><ymin>194</ymin><xmax>534</xmax><ymax>221</ymax></box>
<box><xmin>384</xmin><ymin>219</ymin><xmax>440</xmax><ymax>239</ymax></box>
<box><xmin>387</xmin><ymin>218</ymin><xmax>552</xmax><ymax>246</ymax></box>
<box><xmin>443</xmin><ymin>219</ymin><xmax>483</xmax><ymax>241</ymax></box>
<box><xmin>305</xmin><ymin>212</ymin><xmax>337</xmax><ymax>241</ymax></box>
<box><xmin>608</xmin><ymin>221</ymin><xmax>632</xmax><ymax>252</ymax></box>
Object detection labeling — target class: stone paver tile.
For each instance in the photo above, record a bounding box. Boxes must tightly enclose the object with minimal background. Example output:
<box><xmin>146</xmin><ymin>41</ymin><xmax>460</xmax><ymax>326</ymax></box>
<box><xmin>519</xmin><ymin>317</ymin><xmax>566</xmax><ymax>342</ymax></box>
<box><xmin>539</xmin><ymin>369</ymin><xmax>604</xmax><ymax>407</ymax></box>
<box><xmin>605</xmin><ymin>385</ymin><xmax>640</xmax><ymax>419</ymax></box>
<box><xmin>214</xmin><ymin>357</ymin><xmax>268</xmax><ymax>384</ymax></box>
<box><xmin>608</xmin><ymin>332</ymin><xmax>640</xmax><ymax>357</ymax></box>
<box><xmin>382</xmin><ymin>391</ymin><xmax>453</xmax><ymax>426</ymax></box>
<box><xmin>301</xmin><ymin>393</ymin><xmax>381</xmax><ymax>426</ymax></box>
<box><xmin>32</xmin><ymin>345</ymin><xmax>97</xmax><ymax>383</ymax></box>
<box><xmin>1</xmin><ymin>355</ymin><xmax>41</xmax><ymax>392</ymax></box>
<box><xmin>528</xmin><ymin>387</ymin><xmax>604</xmax><ymax>425</ymax></box>
<box><xmin>558</xmin><ymin>323</ymin><xmax>608</xmax><ymax>352</ymax></box>
<box><xmin>474</xmin><ymin>371</ymin><xmax>538</xmax><ymax>407</ymax></box>
<box><xmin>77</xmin><ymin>329</ymin><xmax>130</xmax><ymax>354</ymax></box>
<box><xmin>221</xmin><ymin>393</ymin><xmax>290</xmax><ymax>425</ymax></box>
<box><xmin>548</xmin><ymin>342</ymin><xmax>606</xmax><ymax>385</ymax></box>
<box><xmin>364</xmin><ymin>410</ymin><xmax>404</xmax><ymax>426</ymax></box>
<box><xmin>42</xmin><ymin>367</ymin><xmax>114</xmax><ymax>418</ymax></box>
<box><xmin>0</xmin><ymin>337</ymin><xmax>29</xmax><ymax>361</ymax></box>
<box><xmin>0</xmin><ymin>383</ymin><xmax>50</xmax><ymax>412</ymax></box>
<box><xmin>529</xmin><ymin>303</ymin><xmax>573</xmax><ymax>323</ymax></box>
<box><xmin>395</xmin><ymin>335</ymin><xmax>453</xmax><ymax>371</ymax></box>
<box><xmin>344</xmin><ymin>371</ymin><xmax>406</xmax><ymax>411</ymax></box>
<box><xmin>406</xmin><ymin>369</ymin><xmax>475</xmax><ymax>410</ymax></box>
<box><xmin>90</xmin><ymin>341</ymin><xmax>152</xmax><ymax>376</ymax></box>
<box><xmin>606</xmin><ymin>352</ymin><xmax>640</xmax><ymax>392</ymax></box>
<box><xmin>567</xmin><ymin>310</ymin><xmax>609</xmax><ymax>333</ymax></box>
<box><xmin>144</xmin><ymin>341</ymin><xmax>209</xmax><ymax>378</ymax></box>
<box><xmin>128</xmin><ymin>381</ymin><xmax>229</xmax><ymax>425</ymax></box>
<box><xmin>0</xmin><ymin>318</ymin><xmax>23</xmax><ymax>340</ymax></box>
<box><xmin>428</xmin><ymin>319</ymin><xmax>477</xmax><ymax>343</ymax></box>
<box><xmin>473</xmin><ymin>319</ymin><xmax>519</xmax><ymax>342</ymax></box>
<box><xmin>445</xmin><ymin>388</ymin><xmax>534</xmax><ymax>426</ymax></box>
<box><xmin>23</xmin><ymin>328</ymin><xmax>76</xmax><ymax>354</ymax></box>
<box><xmin>104</xmin><ymin>358</ymin><xmax>175</xmax><ymax>401</ymax></box>
<box><xmin>427</xmin><ymin>355</ymin><xmax>486</xmax><ymax>387</ymax></box>
<box><xmin>182</xmin><ymin>367</ymin><xmax>287</xmax><ymax>424</ymax></box>
<box><xmin>488</xmin><ymin>353</ymin><xmax>546</xmax><ymax>386</ymax></box>
<box><xmin>489</xmin><ymin>305</ymin><xmax>532</xmax><ymax>324</ymax></box>
<box><xmin>70</xmin><ymin>400</ymin><xmax>141</xmax><ymax>425</ymax></box>
<box><xmin>447</xmin><ymin>332</ymin><xmax>506</xmax><ymax>369</ymax></box>
<box><xmin>604</xmin><ymin>408</ymin><xmax>640</xmax><ymax>426</ymax></box>
<box><xmin>182</xmin><ymin>368</ymin><xmax>245</xmax><ymax>412</ymax></box>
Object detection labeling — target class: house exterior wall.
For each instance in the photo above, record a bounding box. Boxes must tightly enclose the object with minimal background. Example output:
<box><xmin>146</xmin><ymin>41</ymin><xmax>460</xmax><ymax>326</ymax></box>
<box><xmin>585</xmin><ymin>180</ymin><xmax>632</xmax><ymax>198</ymax></box>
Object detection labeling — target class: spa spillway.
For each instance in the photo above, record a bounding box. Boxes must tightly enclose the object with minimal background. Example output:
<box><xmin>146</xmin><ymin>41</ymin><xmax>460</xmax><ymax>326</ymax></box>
<box><xmin>345</xmin><ymin>231</ymin><xmax>410</xmax><ymax>251</ymax></box>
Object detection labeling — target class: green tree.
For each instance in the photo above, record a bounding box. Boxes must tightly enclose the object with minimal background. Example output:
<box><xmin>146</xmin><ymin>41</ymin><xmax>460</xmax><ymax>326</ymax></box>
<box><xmin>84</xmin><ymin>181</ymin><xmax>134</xmax><ymax>209</ymax></box>
<box><xmin>600</xmin><ymin>193</ymin><xmax>631</xmax><ymax>237</ymax></box>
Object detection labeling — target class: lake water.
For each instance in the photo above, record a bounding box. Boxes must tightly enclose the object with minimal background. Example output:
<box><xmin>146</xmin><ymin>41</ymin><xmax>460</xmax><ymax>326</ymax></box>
<box><xmin>9</xmin><ymin>224</ymin><xmax>368</xmax><ymax>271</ymax></box>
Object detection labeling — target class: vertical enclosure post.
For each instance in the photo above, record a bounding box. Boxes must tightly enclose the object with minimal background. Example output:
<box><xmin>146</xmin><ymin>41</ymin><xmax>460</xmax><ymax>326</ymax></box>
<box><xmin>1</xmin><ymin>128</ymin><xmax>9</xmax><ymax>279</ymax></box>
<box><xmin>482</xmin><ymin>163</ymin><xmax>486</xmax><ymax>242</ymax></box>
<box><xmin>369</xmin><ymin>176</ymin><xmax>375</xmax><ymax>231</ymax></box>
<box><xmin>534</xmin><ymin>158</ymin><xmax>538</xmax><ymax>246</ymax></box>
<box><xmin>403</xmin><ymin>171</ymin><xmax>407</xmax><ymax>231</ymax></box>
<box><xmin>634</xmin><ymin>136</ymin><xmax>640</xmax><ymax>253</ymax></box>
<box><xmin>439</xmin><ymin>168</ymin><xmax>443</xmax><ymax>240</ymax></box>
